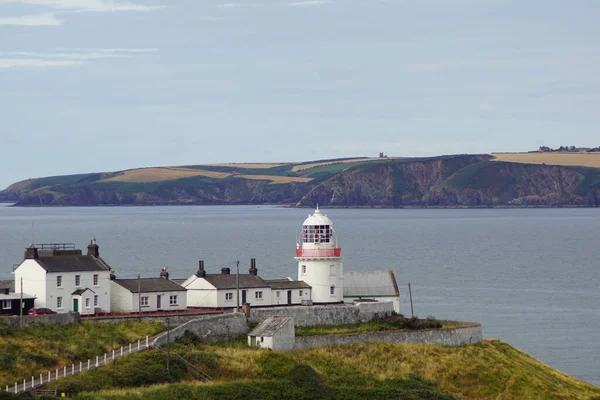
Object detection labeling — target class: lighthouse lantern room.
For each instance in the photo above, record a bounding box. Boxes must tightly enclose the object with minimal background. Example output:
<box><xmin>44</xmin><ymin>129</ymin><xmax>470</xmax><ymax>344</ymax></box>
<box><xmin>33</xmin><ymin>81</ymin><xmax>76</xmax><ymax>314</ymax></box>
<box><xmin>296</xmin><ymin>207</ymin><xmax>344</xmax><ymax>304</ymax></box>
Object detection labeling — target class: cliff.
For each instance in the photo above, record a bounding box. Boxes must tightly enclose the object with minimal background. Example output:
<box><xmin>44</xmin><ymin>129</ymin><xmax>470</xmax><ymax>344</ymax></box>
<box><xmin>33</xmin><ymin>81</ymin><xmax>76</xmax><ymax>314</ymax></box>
<box><xmin>1</xmin><ymin>155</ymin><xmax>599</xmax><ymax>207</ymax></box>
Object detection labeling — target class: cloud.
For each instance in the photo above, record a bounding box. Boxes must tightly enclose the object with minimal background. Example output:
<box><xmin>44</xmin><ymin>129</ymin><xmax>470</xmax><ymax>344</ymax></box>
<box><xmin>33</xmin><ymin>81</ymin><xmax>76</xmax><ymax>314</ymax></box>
<box><xmin>280</xmin><ymin>0</ymin><xmax>331</xmax><ymax>6</ymax></box>
<box><xmin>0</xmin><ymin>12</ymin><xmax>63</xmax><ymax>25</ymax></box>
<box><xmin>217</xmin><ymin>2</ymin><xmax>263</xmax><ymax>8</ymax></box>
<box><xmin>0</xmin><ymin>0</ymin><xmax>164</xmax><ymax>12</ymax></box>
<box><xmin>0</xmin><ymin>48</ymin><xmax>157</xmax><ymax>69</ymax></box>
<box><xmin>0</xmin><ymin>58</ymin><xmax>85</xmax><ymax>69</ymax></box>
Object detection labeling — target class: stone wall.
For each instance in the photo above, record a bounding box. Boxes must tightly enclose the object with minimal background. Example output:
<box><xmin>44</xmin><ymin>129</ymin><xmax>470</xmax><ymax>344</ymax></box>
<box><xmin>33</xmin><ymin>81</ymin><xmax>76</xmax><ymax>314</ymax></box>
<box><xmin>0</xmin><ymin>312</ymin><xmax>79</xmax><ymax>328</ymax></box>
<box><xmin>293</xmin><ymin>323</ymin><xmax>483</xmax><ymax>350</ymax></box>
<box><xmin>151</xmin><ymin>313</ymin><xmax>247</xmax><ymax>348</ymax></box>
<box><xmin>248</xmin><ymin>302</ymin><xmax>394</xmax><ymax>327</ymax></box>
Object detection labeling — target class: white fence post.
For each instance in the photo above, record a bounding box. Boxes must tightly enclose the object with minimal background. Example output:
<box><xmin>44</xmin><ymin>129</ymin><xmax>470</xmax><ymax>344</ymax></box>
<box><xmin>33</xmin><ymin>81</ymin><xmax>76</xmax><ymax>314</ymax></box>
<box><xmin>40</xmin><ymin>373</ymin><xmax>43</xmax><ymax>385</ymax></box>
<box><xmin>80</xmin><ymin>361</ymin><xmax>82</xmax><ymax>372</ymax></box>
<box><xmin>56</xmin><ymin>368</ymin><xmax>58</xmax><ymax>378</ymax></box>
<box><xmin>129</xmin><ymin>343</ymin><xmax>132</xmax><ymax>353</ymax></box>
<box><xmin>31</xmin><ymin>376</ymin><xmax>34</xmax><ymax>389</ymax></box>
<box><xmin>96</xmin><ymin>356</ymin><xmax>99</xmax><ymax>367</ymax></box>
<box><xmin>104</xmin><ymin>353</ymin><xmax>107</xmax><ymax>364</ymax></box>
<box><xmin>64</xmin><ymin>366</ymin><xmax>66</xmax><ymax>376</ymax></box>
<box><xmin>146</xmin><ymin>336</ymin><xmax>149</xmax><ymax>347</ymax></box>
<box><xmin>88</xmin><ymin>359</ymin><xmax>90</xmax><ymax>370</ymax></box>
<box><xmin>112</xmin><ymin>349</ymin><xmax>115</xmax><ymax>360</ymax></box>
<box><xmin>72</xmin><ymin>364</ymin><xmax>74</xmax><ymax>375</ymax></box>
<box><xmin>23</xmin><ymin>379</ymin><xmax>25</xmax><ymax>391</ymax></box>
<box><xmin>14</xmin><ymin>382</ymin><xmax>17</xmax><ymax>393</ymax></box>
<box><xmin>138</xmin><ymin>340</ymin><xmax>140</xmax><ymax>351</ymax></box>
<box><xmin>121</xmin><ymin>346</ymin><xmax>123</xmax><ymax>356</ymax></box>
<box><xmin>5</xmin><ymin>385</ymin><xmax>8</xmax><ymax>392</ymax></box>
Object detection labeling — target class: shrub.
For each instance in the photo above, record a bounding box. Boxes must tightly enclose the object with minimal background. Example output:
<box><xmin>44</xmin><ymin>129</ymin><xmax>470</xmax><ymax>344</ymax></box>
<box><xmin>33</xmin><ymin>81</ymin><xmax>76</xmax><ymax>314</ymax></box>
<box><xmin>257</xmin><ymin>352</ymin><xmax>296</xmax><ymax>378</ymax></box>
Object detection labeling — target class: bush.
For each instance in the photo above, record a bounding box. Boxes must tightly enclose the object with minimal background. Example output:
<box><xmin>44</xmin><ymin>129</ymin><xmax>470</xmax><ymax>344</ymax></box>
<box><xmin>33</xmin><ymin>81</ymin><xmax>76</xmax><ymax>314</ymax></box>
<box><xmin>257</xmin><ymin>352</ymin><xmax>296</xmax><ymax>379</ymax></box>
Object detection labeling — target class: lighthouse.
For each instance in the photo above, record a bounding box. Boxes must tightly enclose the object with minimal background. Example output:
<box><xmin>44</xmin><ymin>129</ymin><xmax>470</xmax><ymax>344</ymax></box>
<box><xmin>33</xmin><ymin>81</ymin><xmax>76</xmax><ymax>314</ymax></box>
<box><xmin>295</xmin><ymin>207</ymin><xmax>344</xmax><ymax>304</ymax></box>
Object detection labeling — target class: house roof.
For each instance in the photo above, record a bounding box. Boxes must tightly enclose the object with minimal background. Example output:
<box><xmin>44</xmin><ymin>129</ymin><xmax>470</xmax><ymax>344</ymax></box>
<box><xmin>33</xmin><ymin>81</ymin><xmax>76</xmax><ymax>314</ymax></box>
<box><xmin>72</xmin><ymin>288</ymin><xmax>95</xmax><ymax>295</ymax></box>
<box><xmin>112</xmin><ymin>278</ymin><xmax>186</xmax><ymax>293</ymax></box>
<box><xmin>35</xmin><ymin>255</ymin><xmax>111</xmax><ymax>273</ymax></box>
<box><xmin>248</xmin><ymin>316</ymin><xmax>293</xmax><ymax>337</ymax></box>
<box><xmin>0</xmin><ymin>280</ymin><xmax>14</xmax><ymax>292</ymax></box>
<box><xmin>343</xmin><ymin>270</ymin><xmax>400</xmax><ymax>297</ymax></box>
<box><xmin>265</xmin><ymin>279</ymin><xmax>311</xmax><ymax>290</ymax></box>
<box><xmin>170</xmin><ymin>279</ymin><xmax>187</xmax><ymax>285</ymax></box>
<box><xmin>202</xmin><ymin>274</ymin><xmax>270</xmax><ymax>290</ymax></box>
<box><xmin>0</xmin><ymin>292</ymin><xmax>36</xmax><ymax>300</ymax></box>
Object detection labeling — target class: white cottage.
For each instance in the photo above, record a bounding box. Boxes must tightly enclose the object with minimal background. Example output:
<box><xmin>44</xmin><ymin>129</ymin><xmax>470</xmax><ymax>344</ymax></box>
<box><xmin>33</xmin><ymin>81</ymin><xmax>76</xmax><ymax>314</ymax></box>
<box><xmin>266</xmin><ymin>279</ymin><xmax>312</xmax><ymax>306</ymax></box>
<box><xmin>110</xmin><ymin>269</ymin><xmax>187</xmax><ymax>313</ymax></box>
<box><xmin>343</xmin><ymin>270</ymin><xmax>401</xmax><ymax>313</ymax></box>
<box><xmin>14</xmin><ymin>241</ymin><xmax>112</xmax><ymax>315</ymax></box>
<box><xmin>248</xmin><ymin>316</ymin><xmax>295</xmax><ymax>351</ymax></box>
<box><xmin>182</xmin><ymin>260</ymin><xmax>272</xmax><ymax>309</ymax></box>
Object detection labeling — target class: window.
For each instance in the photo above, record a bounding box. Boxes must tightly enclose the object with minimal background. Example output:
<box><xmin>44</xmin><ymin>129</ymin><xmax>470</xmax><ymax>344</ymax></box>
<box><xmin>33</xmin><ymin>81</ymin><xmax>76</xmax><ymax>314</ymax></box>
<box><xmin>330</xmin><ymin>286</ymin><xmax>335</xmax><ymax>295</ymax></box>
<box><xmin>169</xmin><ymin>295</ymin><xmax>178</xmax><ymax>306</ymax></box>
<box><xmin>85</xmin><ymin>298</ymin><xmax>90</xmax><ymax>308</ymax></box>
<box><xmin>301</xmin><ymin>265</ymin><xmax>307</xmax><ymax>275</ymax></box>
<box><xmin>276</xmin><ymin>291</ymin><xmax>280</xmax><ymax>298</ymax></box>
<box><xmin>299</xmin><ymin>290</ymin><xmax>303</xmax><ymax>297</ymax></box>
<box><xmin>75</xmin><ymin>275</ymin><xmax>81</xmax><ymax>287</ymax></box>
<box><xmin>93</xmin><ymin>274</ymin><xmax>99</xmax><ymax>286</ymax></box>
<box><xmin>56</xmin><ymin>276</ymin><xmax>62</xmax><ymax>288</ymax></box>
<box><xmin>330</xmin><ymin>265</ymin><xmax>336</xmax><ymax>276</ymax></box>
<box><xmin>141</xmin><ymin>296</ymin><xmax>149</xmax><ymax>306</ymax></box>
<box><xmin>255</xmin><ymin>291</ymin><xmax>263</xmax><ymax>299</ymax></box>
<box><xmin>94</xmin><ymin>295</ymin><xmax>98</xmax><ymax>307</ymax></box>
<box><xmin>57</xmin><ymin>297</ymin><xmax>63</xmax><ymax>309</ymax></box>
<box><xmin>1</xmin><ymin>300</ymin><xmax>11</xmax><ymax>310</ymax></box>
<box><xmin>225</xmin><ymin>293</ymin><xmax>233</xmax><ymax>301</ymax></box>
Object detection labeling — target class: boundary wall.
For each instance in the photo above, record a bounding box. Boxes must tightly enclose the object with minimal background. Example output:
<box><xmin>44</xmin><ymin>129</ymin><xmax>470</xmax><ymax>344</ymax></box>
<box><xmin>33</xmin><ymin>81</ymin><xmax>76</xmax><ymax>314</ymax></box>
<box><xmin>293</xmin><ymin>323</ymin><xmax>483</xmax><ymax>350</ymax></box>
<box><xmin>0</xmin><ymin>313</ymin><xmax>79</xmax><ymax>328</ymax></box>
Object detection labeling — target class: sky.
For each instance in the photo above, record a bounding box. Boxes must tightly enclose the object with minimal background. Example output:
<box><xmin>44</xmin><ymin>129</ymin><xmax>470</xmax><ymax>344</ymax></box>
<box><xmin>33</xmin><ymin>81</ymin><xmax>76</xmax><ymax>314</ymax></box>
<box><xmin>0</xmin><ymin>0</ymin><xmax>599</xmax><ymax>189</ymax></box>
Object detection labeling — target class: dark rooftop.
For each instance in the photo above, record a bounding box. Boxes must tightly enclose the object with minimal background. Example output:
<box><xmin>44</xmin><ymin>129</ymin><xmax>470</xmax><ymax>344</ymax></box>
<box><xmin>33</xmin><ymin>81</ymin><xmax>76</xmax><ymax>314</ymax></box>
<box><xmin>113</xmin><ymin>278</ymin><xmax>186</xmax><ymax>293</ymax></box>
<box><xmin>202</xmin><ymin>274</ymin><xmax>270</xmax><ymax>290</ymax></box>
<box><xmin>36</xmin><ymin>256</ymin><xmax>111</xmax><ymax>273</ymax></box>
<box><xmin>0</xmin><ymin>280</ymin><xmax>15</xmax><ymax>293</ymax></box>
<box><xmin>72</xmin><ymin>288</ymin><xmax>95</xmax><ymax>295</ymax></box>
<box><xmin>265</xmin><ymin>279</ymin><xmax>311</xmax><ymax>290</ymax></box>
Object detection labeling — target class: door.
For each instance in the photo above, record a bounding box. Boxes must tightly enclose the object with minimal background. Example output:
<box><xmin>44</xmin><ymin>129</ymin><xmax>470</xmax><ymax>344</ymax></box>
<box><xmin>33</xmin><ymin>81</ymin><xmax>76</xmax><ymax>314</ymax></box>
<box><xmin>242</xmin><ymin>290</ymin><xmax>247</xmax><ymax>304</ymax></box>
<box><xmin>250</xmin><ymin>336</ymin><xmax>256</xmax><ymax>347</ymax></box>
<box><xmin>287</xmin><ymin>290</ymin><xmax>292</xmax><ymax>305</ymax></box>
<box><xmin>73</xmin><ymin>298</ymin><xmax>79</xmax><ymax>313</ymax></box>
<box><xmin>157</xmin><ymin>295</ymin><xmax>162</xmax><ymax>310</ymax></box>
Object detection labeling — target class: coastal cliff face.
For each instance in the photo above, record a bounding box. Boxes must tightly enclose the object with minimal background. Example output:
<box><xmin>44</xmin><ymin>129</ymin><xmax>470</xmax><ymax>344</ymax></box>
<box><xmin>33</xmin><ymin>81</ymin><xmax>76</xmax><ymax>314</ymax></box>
<box><xmin>1</xmin><ymin>155</ymin><xmax>599</xmax><ymax>207</ymax></box>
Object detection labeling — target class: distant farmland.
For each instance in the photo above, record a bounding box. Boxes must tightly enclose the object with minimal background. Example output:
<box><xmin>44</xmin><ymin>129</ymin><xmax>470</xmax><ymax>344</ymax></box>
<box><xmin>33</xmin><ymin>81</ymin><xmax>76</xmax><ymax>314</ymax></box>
<box><xmin>491</xmin><ymin>153</ymin><xmax>600</xmax><ymax>168</ymax></box>
<box><xmin>102</xmin><ymin>168</ymin><xmax>231</xmax><ymax>183</ymax></box>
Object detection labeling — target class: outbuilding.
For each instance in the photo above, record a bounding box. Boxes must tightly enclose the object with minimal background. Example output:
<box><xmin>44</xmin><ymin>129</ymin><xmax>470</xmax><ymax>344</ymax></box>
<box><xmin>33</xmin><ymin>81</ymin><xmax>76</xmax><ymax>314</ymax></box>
<box><xmin>247</xmin><ymin>316</ymin><xmax>295</xmax><ymax>351</ymax></box>
<box><xmin>343</xmin><ymin>270</ymin><xmax>401</xmax><ymax>313</ymax></box>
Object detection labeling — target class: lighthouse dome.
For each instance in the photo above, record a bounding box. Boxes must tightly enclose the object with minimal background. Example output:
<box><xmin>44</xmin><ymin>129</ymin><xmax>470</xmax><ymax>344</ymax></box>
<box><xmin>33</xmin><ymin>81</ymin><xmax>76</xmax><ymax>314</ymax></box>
<box><xmin>302</xmin><ymin>207</ymin><xmax>333</xmax><ymax>227</ymax></box>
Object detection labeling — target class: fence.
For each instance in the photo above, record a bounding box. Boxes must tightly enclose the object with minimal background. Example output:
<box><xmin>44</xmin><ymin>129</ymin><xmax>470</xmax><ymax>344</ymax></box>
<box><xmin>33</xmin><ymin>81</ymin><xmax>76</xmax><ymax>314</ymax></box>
<box><xmin>5</xmin><ymin>336</ymin><xmax>151</xmax><ymax>394</ymax></box>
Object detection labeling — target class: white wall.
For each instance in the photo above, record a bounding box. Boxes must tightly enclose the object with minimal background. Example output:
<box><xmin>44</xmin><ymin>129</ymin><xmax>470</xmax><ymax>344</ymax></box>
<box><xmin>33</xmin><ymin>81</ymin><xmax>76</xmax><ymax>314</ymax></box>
<box><xmin>297</xmin><ymin>259</ymin><xmax>344</xmax><ymax>303</ymax></box>
<box><xmin>344</xmin><ymin>297</ymin><xmax>400</xmax><ymax>313</ymax></box>
<box><xmin>270</xmin><ymin>288</ymin><xmax>311</xmax><ymax>306</ymax></box>
<box><xmin>110</xmin><ymin>281</ymin><xmax>133</xmax><ymax>312</ymax></box>
<box><xmin>111</xmin><ymin>282</ymin><xmax>187</xmax><ymax>312</ymax></box>
<box><xmin>184</xmin><ymin>276</ymin><xmax>219</xmax><ymax>308</ymax></box>
<box><xmin>14</xmin><ymin>260</ymin><xmax>47</xmax><ymax>307</ymax></box>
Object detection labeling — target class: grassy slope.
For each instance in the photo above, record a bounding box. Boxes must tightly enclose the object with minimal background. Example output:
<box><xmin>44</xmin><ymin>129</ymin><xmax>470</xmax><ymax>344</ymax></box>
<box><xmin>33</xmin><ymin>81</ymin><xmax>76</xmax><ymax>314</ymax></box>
<box><xmin>0</xmin><ymin>320</ymin><xmax>165</xmax><ymax>387</ymax></box>
<box><xmin>48</xmin><ymin>334</ymin><xmax>600</xmax><ymax>400</ymax></box>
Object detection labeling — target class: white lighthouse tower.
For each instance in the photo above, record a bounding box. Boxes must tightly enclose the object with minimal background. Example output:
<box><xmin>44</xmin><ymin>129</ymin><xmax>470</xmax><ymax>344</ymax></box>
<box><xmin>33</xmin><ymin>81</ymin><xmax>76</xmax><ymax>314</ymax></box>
<box><xmin>296</xmin><ymin>207</ymin><xmax>344</xmax><ymax>304</ymax></box>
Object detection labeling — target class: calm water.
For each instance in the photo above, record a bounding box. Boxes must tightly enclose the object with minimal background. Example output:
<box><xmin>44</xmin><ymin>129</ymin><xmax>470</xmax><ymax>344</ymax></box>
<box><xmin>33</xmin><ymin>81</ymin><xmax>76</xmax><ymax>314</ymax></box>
<box><xmin>1</xmin><ymin>205</ymin><xmax>599</xmax><ymax>386</ymax></box>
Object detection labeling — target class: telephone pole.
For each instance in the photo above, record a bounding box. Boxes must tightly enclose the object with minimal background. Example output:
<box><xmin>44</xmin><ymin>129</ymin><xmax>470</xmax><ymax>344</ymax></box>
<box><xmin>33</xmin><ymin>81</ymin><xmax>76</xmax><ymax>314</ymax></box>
<box><xmin>236</xmin><ymin>260</ymin><xmax>240</xmax><ymax>313</ymax></box>
<box><xmin>19</xmin><ymin>278</ymin><xmax>23</xmax><ymax>329</ymax></box>
<box><xmin>408</xmin><ymin>282</ymin><xmax>414</xmax><ymax>318</ymax></box>
<box><xmin>137</xmin><ymin>273</ymin><xmax>141</xmax><ymax>319</ymax></box>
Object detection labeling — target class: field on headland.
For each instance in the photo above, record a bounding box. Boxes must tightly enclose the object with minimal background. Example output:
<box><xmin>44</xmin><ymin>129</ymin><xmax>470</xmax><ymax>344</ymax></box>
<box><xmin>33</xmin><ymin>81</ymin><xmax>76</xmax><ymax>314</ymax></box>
<box><xmin>491</xmin><ymin>152</ymin><xmax>600</xmax><ymax>168</ymax></box>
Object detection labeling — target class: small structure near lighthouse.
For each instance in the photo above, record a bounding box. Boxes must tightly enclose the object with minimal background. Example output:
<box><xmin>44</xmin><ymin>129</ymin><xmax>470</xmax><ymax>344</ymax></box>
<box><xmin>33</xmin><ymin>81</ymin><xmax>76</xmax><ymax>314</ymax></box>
<box><xmin>295</xmin><ymin>207</ymin><xmax>344</xmax><ymax>304</ymax></box>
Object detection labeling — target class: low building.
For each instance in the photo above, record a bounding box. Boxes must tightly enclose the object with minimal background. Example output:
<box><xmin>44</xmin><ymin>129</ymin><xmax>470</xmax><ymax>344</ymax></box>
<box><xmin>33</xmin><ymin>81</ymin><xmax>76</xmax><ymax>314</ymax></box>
<box><xmin>110</xmin><ymin>268</ymin><xmax>187</xmax><ymax>312</ymax></box>
<box><xmin>182</xmin><ymin>260</ymin><xmax>273</xmax><ymax>309</ymax></box>
<box><xmin>343</xmin><ymin>270</ymin><xmax>401</xmax><ymax>313</ymax></box>
<box><xmin>266</xmin><ymin>279</ymin><xmax>311</xmax><ymax>306</ymax></box>
<box><xmin>14</xmin><ymin>241</ymin><xmax>112</xmax><ymax>315</ymax></box>
<box><xmin>248</xmin><ymin>316</ymin><xmax>295</xmax><ymax>351</ymax></box>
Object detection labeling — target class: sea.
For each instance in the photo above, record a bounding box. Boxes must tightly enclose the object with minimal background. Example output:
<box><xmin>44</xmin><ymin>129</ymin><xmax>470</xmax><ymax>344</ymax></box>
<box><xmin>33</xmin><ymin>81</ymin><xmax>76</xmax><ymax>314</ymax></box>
<box><xmin>0</xmin><ymin>204</ymin><xmax>598</xmax><ymax>386</ymax></box>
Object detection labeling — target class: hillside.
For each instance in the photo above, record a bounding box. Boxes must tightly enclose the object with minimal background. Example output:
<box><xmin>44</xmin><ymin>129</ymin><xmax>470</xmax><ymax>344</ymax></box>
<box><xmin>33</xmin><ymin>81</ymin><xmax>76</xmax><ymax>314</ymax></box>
<box><xmin>1</xmin><ymin>154</ymin><xmax>600</xmax><ymax>207</ymax></box>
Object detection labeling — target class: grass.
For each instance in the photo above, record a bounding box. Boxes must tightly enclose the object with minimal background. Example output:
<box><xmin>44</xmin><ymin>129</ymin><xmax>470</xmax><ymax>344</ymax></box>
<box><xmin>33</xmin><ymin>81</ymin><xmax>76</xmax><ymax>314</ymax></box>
<box><xmin>0</xmin><ymin>320</ymin><xmax>165</xmax><ymax>387</ymax></box>
<box><xmin>202</xmin><ymin>163</ymin><xmax>289</xmax><ymax>169</ymax></box>
<box><xmin>291</xmin><ymin>158</ymin><xmax>376</xmax><ymax>172</ymax></box>
<box><xmin>491</xmin><ymin>152</ymin><xmax>600</xmax><ymax>168</ymax></box>
<box><xmin>101</xmin><ymin>168</ymin><xmax>231</xmax><ymax>183</ymax></box>
<box><xmin>49</xmin><ymin>337</ymin><xmax>600</xmax><ymax>400</ymax></box>
<box><xmin>235</xmin><ymin>174</ymin><xmax>313</xmax><ymax>184</ymax></box>
<box><xmin>295</xmin><ymin>314</ymin><xmax>447</xmax><ymax>337</ymax></box>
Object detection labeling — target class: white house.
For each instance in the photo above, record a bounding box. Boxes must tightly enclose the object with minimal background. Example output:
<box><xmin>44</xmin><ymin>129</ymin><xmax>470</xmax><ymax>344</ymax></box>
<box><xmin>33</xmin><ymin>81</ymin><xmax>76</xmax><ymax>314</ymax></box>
<box><xmin>14</xmin><ymin>241</ymin><xmax>112</xmax><ymax>315</ymax></box>
<box><xmin>248</xmin><ymin>316</ymin><xmax>295</xmax><ymax>351</ymax></box>
<box><xmin>110</xmin><ymin>269</ymin><xmax>187</xmax><ymax>313</ymax></box>
<box><xmin>343</xmin><ymin>270</ymin><xmax>401</xmax><ymax>313</ymax></box>
<box><xmin>182</xmin><ymin>260</ymin><xmax>272</xmax><ymax>309</ymax></box>
<box><xmin>266</xmin><ymin>279</ymin><xmax>312</xmax><ymax>306</ymax></box>
<box><xmin>295</xmin><ymin>207</ymin><xmax>344</xmax><ymax>304</ymax></box>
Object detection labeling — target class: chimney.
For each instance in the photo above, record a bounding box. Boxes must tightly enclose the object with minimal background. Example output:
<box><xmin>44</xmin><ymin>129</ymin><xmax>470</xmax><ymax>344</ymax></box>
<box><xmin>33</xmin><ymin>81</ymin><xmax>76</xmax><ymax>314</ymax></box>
<box><xmin>87</xmin><ymin>239</ymin><xmax>99</xmax><ymax>258</ymax></box>
<box><xmin>160</xmin><ymin>267</ymin><xmax>169</xmax><ymax>280</ymax></box>
<box><xmin>196</xmin><ymin>260</ymin><xmax>206</xmax><ymax>278</ymax></box>
<box><xmin>221</xmin><ymin>267</ymin><xmax>231</xmax><ymax>275</ymax></box>
<box><xmin>249</xmin><ymin>258</ymin><xmax>258</xmax><ymax>276</ymax></box>
<box><xmin>24</xmin><ymin>245</ymin><xmax>39</xmax><ymax>260</ymax></box>
<box><xmin>110</xmin><ymin>270</ymin><xmax>116</xmax><ymax>280</ymax></box>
